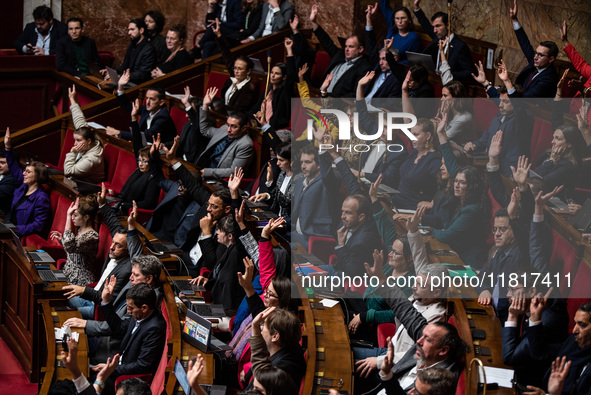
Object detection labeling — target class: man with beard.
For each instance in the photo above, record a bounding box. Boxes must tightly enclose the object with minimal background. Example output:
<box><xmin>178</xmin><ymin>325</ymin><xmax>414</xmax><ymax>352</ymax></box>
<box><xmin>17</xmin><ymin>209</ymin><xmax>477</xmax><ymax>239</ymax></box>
<box><xmin>101</xmin><ymin>19</ymin><xmax>156</xmax><ymax>85</ymax></box>
<box><xmin>56</xmin><ymin>18</ymin><xmax>100</xmax><ymax>76</ymax></box>
<box><xmin>354</xmin><ymin>264</ymin><xmax>450</xmax><ymax>389</ymax></box>
<box><xmin>358</xmin><ymin>282</ymin><xmax>468</xmax><ymax>392</ymax></box>
<box><xmin>14</xmin><ymin>5</ymin><xmax>67</xmax><ymax>55</ymax></box>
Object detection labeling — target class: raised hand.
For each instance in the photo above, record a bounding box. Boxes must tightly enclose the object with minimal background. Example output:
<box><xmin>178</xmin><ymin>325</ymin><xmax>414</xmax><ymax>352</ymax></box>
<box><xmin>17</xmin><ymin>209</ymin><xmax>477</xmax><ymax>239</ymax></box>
<box><xmin>96</xmin><ymin>354</ymin><xmax>121</xmax><ymax>384</ymax></box>
<box><xmin>488</xmin><ymin>130</ymin><xmax>503</xmax><ymax>160</ymax></box>
<box><xmin>151</xmin><ymin>67</ymin><xmax>165</xmax><ymax>79</ymax></box>
<box><xmin>163</xmin><ymin>135</ymin><xmax>180</xmax><ymax>163</ymax></box>
<box><xmin>227</xmin><ymin>166</ymin><xmax>244</xmax><ymax>195</ymax></box>
<box><xmin>284</xmin><ymin>37</ymin><xmax>293</xmax><ymax>56</ymax></box>
<box><xmin>102</xmin><ymin>275</ymin><xmax>117</xmax><ymax>304</ymax></box>
<box><xmin>187</xmin><ymin>354</ymin><xmax>205</xmax><ymax>392</ymax></box>
<box><xmin>559</xmin><ymin>20</ymin><xmax>569</xmax><ymax>46</ymax></box>
<box><xmin>535</xmin><ymin>185</ymin><xmax>564</xmax><ymax>207</ymax></box>
<box><xmin>266</xmin><ymin>162</ymin><xmax>274</xmax><ymax>184</ymax></box>
<box><xmin>61</xmin><ymin>338</ymin><xmax>81</xmax><ymax>378</ymax></box>
<box><xmin>309</xmin><ymin>4</ymin><xmax>319</xmax><ymax>23</ymax></box>
<box><xmin>235</xmin><ymin>200</ymin><xmax>246</xmax><ymax>230</ymax></box>
<box><xmin>384</xmin><ymin>38</ymin><xmax>393</xmax><ymax>53</ymax></box>
<box><xmin>202</xmin><ymin>87</ymin><xmax>219</xmax><ymax>109</ymax></box>
<box><xmin>402</xmin><ymin>70</ymin><xmax>411</xmax><ymax>92</ymax></box>
<box><xmin>510</xmin><ymin>155</ymin><xmax>531</xmax><ymax>188</ymax></box>
<box><xmin>118</xmin><ymin>69</ymin><xmax>131</xmax><ymax>90</ymax></box>
<box><xmin>507</xmin><ymin>292</ymin><xmax>526</xmax><ymax>322</ymax></box>
<box><xmin>406</xmin><ymin>205</ymin><xmax>426</xmax><ymax>234</ymax></box>
<box><xmin>4</xmin><ymin>127</ymin><xmax>11</xmax><ymax>150</ymax></box>
<box><xmin>438</xmin><ymin>37</ymin><xmax>449</xmax><ymax>62</ymax></box>
<box><xmin>68</xmin><ymin>85</ymin><xmax>78</xmax><ymax>105</ymax></box>
<box><xmin>289</xmin><ymin>14</ymin><xmax>299</xmax><ymax>33</ymax></box>
<box><xmin>530</xmin><ymin>287</ymin><xmax>553</xmax><ymax>322</ymax></box>
<box><xmin>98</xmin><ymin>182</ymin><xmax>107</xmax><ymax>206</ymax></box>
<box><xmin>128</xmin><ymin>200</ymin><xmax>138</xmax><ymax>230</ymax></box>
<box><xmin>369</xmin><ymin>174</ymin><xmax>383</xmax><ymax>203</ymax></box>
<box><xmin>509</xmin><ymin>0</ymin><xmax>518</xmax><ymax>21</ymax></box>
<box><xmin>414</xmin><ymin>0</ymin><xmax>421</xmax><ymax>10</ymax></box>
<box><xmin>320</xmin><ymin>72</ymin><xmax>333</xmax><ymax>92</ymax></box>
<box><xmin>507</xmin><ymin>187</ymin><xmax>521</xmax><ymax>219</ymax></box>
<box><xmin>237</xmin><ymin>256</ymin><xmax>255</xmax><ymax>293</ymax></box>
<box><xmin>381</xmin><ymin>337</ymin><xmax>395</xmax><ymax>375</ymax></box>
<box><xmin>131</xmin><ymin>98</ymin><xmax>140</xmax><ymax>121</ymax></box>
<box><xmin>557</xmin><ymin>68</ymin><xmax>569</xmax><ymax>93</ymax></box>
<box><xmin>497</xmin><ymin>59</ymin><xmax>509</xmax><ymax>82</ymax></box>
<box><xmin>261</xmin><ymin>217</ymin><xmax>285</xmax><ymax>239</ymax></box>
<box><xmin>212</xmin><ymin>18</ymin><xmax>221</xmax><ymax>37</ymax></box>
<box><xmin>150</xmin><ymin>133</ymin><xmax>162</xmax><ymax>157</ymax></box>
<box><xmin>547</xmin><ymin>356</ymin><xmax>571</xmax><ymax>395</ymax></box>
<box><xmin>471</xmin><ymin>61</ymin><xmax>487</xmax><ymax>85</ymax></box>
<box><xmin>577</xmin><ymin>105</ymin><xmax>589</xmax><ymax>133</ymax></box>
<box><xmin>181</xmin><ymin>86</ymin><xmax>192</xmax><ymax>108</ymax></box>
<box><xmin>298</xmin><ymin>63</ymin><xmax>309</xmax><ymax>82</ymax></box>
<box><xmin>358</xmin><ymin>71</ymin><xmax>375</xmax><ymax>88</ymax></box>
<box><xmin>363</xmin><ymin>249</ymin><xmax>385</xmax><ymax>279</ymax></box>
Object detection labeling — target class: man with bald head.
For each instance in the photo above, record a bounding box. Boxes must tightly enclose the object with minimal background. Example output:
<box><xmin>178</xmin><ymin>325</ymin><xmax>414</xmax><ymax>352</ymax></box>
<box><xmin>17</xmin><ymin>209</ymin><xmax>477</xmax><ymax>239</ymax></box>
<box><xmin>309</xmin><ymin>4</ymin><xmax>372</xmax><ymax>97</ymax></box>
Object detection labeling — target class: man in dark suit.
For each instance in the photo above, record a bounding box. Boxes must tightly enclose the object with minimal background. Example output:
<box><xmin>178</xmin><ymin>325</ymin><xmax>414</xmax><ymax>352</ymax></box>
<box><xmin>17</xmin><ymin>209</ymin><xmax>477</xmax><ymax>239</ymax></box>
<box><xmin>99</xmin><ymin>282</ymin><xmax>167</xmax><ymax>394</ymax></box>
<box><xmin>291</xmin><ymin>145</ymin><xmax>340</xmax><ymax>249</ymax></box>
<box><xmin>101</xmin><ymin>18</ymin><xmax>156</xmax><ymax>85</ymax></box>
<box><xmin>309</xmin><ymin>4</ymin><xmax>372</xmax><ymax>98</ymax></box>
<box><xmin>14</xmin><ymin>5</ymin><xmax>67</xmax><ymax>55</ymax></box>
<box><xmin>108</xmin><ymin>73</ymin><xmax>177</xmax><ymax>147</ymax></box>
<box><xmin>363</xmin><ymin>3</ymin><xmax>402</xmax><ymax>109</ymax></box>
<box><xmin>485</xmin><ymin>0</ymin><xmax>558</xmax><ymax>98</ymax></box>
<box><xmin>62</xmin><ymin>191</ymin><xmax>143</xmax><ymax>319</ymax></box>
<box><xmin>63</xmin><ymin>255</ymin><xmax>163</xmax><ymax>365</ymax></box>
<box><xmin>55</xmin><ymin>18</ymin><xmax>100</xmax><ymax>76</ymax></box>
<box><xmin>195</xmin><ymin>0</ymin><xmax>245</xmax><ymax>59</ymax></box>
<box><xmin>412</xmin><ymin>0</ymin><xmax>476</xmax><ymax>81</ymax></box>
<box><xmin>0</xmin><ymin>152</ymin><xmax>19</xmax><ymax>218</ymax></box>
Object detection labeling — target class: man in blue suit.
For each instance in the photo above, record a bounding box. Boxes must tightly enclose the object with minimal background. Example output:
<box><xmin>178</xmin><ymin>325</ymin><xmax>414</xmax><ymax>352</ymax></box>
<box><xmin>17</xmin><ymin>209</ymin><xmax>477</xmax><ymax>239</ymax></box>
<box><xmin>13</xmin><ymin>5</ymin><xmax>67</xmax><ymax>55</ymax></box>
<box><xmin>412</xmin><ymin>0</ymin><xmax>476</xmax><ymax>81</ymax></box>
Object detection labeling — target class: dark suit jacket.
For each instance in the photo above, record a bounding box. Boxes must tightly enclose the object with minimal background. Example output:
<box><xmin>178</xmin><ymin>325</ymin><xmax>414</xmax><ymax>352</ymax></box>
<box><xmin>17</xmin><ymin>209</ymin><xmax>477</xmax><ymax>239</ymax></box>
<box><xmin>364</xmin><ymin>28</ymin><xmax>402</xmax><ymax>100</ymax></box>
<box><xmin>513</xmin><ymin>28</ymin><xmax>558</xmax><ymax>98</ymax></box>
<box><xmin>101</xmin><ymin>302</ymin><xmax>166</xmax><ymax>376</ymax></box>
<box><xmin>250</xmin><ymin>1</ymin><xmax>294</xmax><ymax>39</ymax></box>
<box><xmin>207</xmin><ymin>0</ymin><xmax>245</xmax><ymax>35</ymax></box>
<box><xmin>14</xmin><ymin>20</ymin><xmax>68</xmax><ymax>55</ymax></box>
<box><xmin>116</xmin><ymin>38</ymin><xmax>156</xmax><ymax>85</ymax></box>
<box><xmin>314</xmin><ymin>26</ymin><xmax>373</xmax><ymax>98</ymax></box>
<box><xmin>334</xmin><ymin>218</ymin><xmax>382</xmax><ymax>278</ymax></box>
<box><xmin>0</xmin><ymin>173</ymin><xmax>19</xmax><ymax>216</ymax></box>
<box><xmin>55</xmin><ymin>35</ymin><xmax>100</xmax><ymax>76</ymax></box>
<box><xmin>117</xmin><ymin>92</ymin><xmax>178</xmax><ymax>145</ymax></box>
<box><xmin>414</xmin><ymin>9</ymin><xmax>476</xmax><ymax>81</ymax></box>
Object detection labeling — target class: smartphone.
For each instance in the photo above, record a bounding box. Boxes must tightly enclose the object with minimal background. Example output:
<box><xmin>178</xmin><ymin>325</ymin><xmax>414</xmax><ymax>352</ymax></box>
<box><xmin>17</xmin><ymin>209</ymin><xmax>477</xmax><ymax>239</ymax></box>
<box><xmin>511</xmin><ymin>379</ymin><xmax>529</xmax><ymax>393</ymax></box>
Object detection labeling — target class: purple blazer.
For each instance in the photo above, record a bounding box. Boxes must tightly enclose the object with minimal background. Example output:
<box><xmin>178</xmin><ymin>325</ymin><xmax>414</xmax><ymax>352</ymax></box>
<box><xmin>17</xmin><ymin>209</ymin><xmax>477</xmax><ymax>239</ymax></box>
<box><xmin>5</xmin><ymin>149</ymin><xmax>50</xmax><ymax>237</ymax></box>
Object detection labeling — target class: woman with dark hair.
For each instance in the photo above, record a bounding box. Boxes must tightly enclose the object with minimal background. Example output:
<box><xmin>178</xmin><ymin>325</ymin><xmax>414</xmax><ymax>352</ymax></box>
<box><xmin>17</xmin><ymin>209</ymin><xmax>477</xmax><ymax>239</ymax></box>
<box><xmin>534</xmin><ymin>124</ymin><xmax>586</xmax><ymax>199</ymax></box>
<box><xmin>66</xmin><ymin>86</ymin><xmax>104</xmax><ymax>183</ymax></box>
<box><xmin>437</xmin><ymin>80</ymin><xmax>474</xmax><ymax>148</ymax></box>
<box><xmin>116</xmin><ymin>146</ymin><xmax>160</xmax><ymax>215</ymax></box>
<box><xmin>391</xmin><ymin>119</ymin><xmax>442</xmax><ymax>210</ymax></box>
<box><xmin>252</xmin><ymin>38</ymin><xmax>296</xmax><ymax>130</ymax></box>
<box><xmin>250</xmin><ymin>143</ymin><xmax>293</xmax><ymax>220</ymax></box>
<box><xmin>50</xmin><ymin>196</ymin><xmax>99</xmax><ymax>286</ymax></box>
<box><xmin>378</xmin><ymin>3</ymin><xmax>420</xmax><ymax>62</ymax></box>
<box><xmin>4</xmin><ymin>128</ymin><xmax>50</xmax><ymax>237</ymax></box>
<box><xmin>143</xmin><ymin>10</ymin><xmax>169</xmax><ymax>62</ymax></box>
<box><xmin>427</xmin><ymin>164</ymin><xmax>489</xmax><ymax>267</ymax></box>
<box><xmin>151</xmin><ymin>24</ymin><xmax>194</xmax><ymax>78</ymax></box>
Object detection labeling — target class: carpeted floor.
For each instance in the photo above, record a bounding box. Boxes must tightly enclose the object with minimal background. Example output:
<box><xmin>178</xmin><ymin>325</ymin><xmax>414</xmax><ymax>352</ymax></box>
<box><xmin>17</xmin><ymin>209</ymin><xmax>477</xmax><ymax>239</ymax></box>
<box><xmin>0</xmin><ymin>338</ymin><xmax>38</xmax><ymax>395</ymax></box>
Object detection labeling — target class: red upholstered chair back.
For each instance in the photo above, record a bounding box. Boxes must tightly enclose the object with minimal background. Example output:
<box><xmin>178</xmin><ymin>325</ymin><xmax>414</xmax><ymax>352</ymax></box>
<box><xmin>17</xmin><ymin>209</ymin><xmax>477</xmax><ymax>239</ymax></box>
<box><xmin>473</xmin><ymin>99</ymin><xmax>499</xmax><ymax>140</ymax></box>
<box><xmin>102</xmin><ymin>144</ymin><xmax>120</xmax><ymax>184</ymax></box>
<box><xmin>530</xmin><ymin>118</ymin><xmax>553</xmax><ymax>165</ymax></box>
<box><xmin>109</xmin><ymin>149</ymin><xmax>137</xmax><ymax>193</ymax></box>
<box><xmin>549</xmin><ymin>231</ymin><xmax>578</xmax><ymax>297</ymax></box>
<box><xmin>307</xmin><ymin>236</ymin><xmax>336</xmax><ymax>265</ymax></box>
<box><xmin>170</xmin><ymin>107</ymin><xmax>187</xmax><ymax>136</ymax></box>
<box><xmin>95</xmin><ymin>224</ymin><xmax>112</xmax><ymax>279</ymax></box>
<box><xmin>377</xmin><ymin>323</ymin><xmax>397</xmax><ymax>348</ymax></box>
<box><xmin>57</xmin><ymin>129</ymin><xmax>76</xmax><ymax>171</ymax></box>
<box><xmin>206</xmin><ymin>72</ymin><xmax>228</xmax><ymax>95</ymax></box>
<box><xmin>310</xmin><ymin>52</ymin><xmax>331</xmax><ymax>88</ymax></box>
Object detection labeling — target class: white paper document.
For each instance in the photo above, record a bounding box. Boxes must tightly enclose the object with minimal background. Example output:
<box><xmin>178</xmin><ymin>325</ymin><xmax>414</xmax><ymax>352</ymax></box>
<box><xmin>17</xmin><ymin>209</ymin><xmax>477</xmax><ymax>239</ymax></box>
<box><xmin>478</xmin><ymin>366</ymin><xmax>514</xmax><ymax>388</ymax></box>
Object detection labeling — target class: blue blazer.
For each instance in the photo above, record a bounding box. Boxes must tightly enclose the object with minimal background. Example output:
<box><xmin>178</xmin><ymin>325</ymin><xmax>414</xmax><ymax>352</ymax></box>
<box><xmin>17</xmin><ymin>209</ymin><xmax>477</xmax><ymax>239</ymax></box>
<box><xmin>414</xmin><ymin>9</ymin><xmax>476</xmax><ymax>81</ymax></box>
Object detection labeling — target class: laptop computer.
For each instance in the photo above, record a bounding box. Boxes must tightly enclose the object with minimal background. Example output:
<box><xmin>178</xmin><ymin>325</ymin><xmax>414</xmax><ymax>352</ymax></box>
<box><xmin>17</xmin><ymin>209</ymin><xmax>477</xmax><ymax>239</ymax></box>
<box><xmin>406</xmin><ymin>51</ymin><xmax>436</xmax><ymax>72</ymax></box>
<box><xmin>162</xmin><ymin>264</ymin><xmax>205</xmax><ymax>296</ymax></box>
<box><xmin>0</xmin><ymin>222</ymin><xmax>56</xmax><ymax>264</ymax></box>
<box><xmin>138</xmin><ymin>231</ymin><xmax>184</xmax><ymax>255</ymax></box>
<box><xmin>173</xmin><ymin>358</ymin><xmax>229</xmax><ymax>395</ymax></box>
<box><xmin>182</xmin><ymin>309</ymin><xmax>233</xmax><ymax>352</ymax></box>
<box><xmin>71</xmin><ymin>178</ymin><xmax>102</xmax><ymax>195</ymax></box>
<box><xmin>570</xmin><ymin>198</ymin><xmax>591</xmax><ymax>232</ymax></box>
<box><xmin>189</xmin><ymin>301</ymin><xmax>225</xmax><ymax>319</ymax></box>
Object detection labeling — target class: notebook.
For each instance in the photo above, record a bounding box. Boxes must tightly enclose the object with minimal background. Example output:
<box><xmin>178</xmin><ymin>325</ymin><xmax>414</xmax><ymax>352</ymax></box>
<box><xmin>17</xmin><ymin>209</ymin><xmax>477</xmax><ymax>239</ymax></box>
<box><xmin>182</xmin><ymin>309</ymin><xmax>232</xmax><ymax>353</ymax></box>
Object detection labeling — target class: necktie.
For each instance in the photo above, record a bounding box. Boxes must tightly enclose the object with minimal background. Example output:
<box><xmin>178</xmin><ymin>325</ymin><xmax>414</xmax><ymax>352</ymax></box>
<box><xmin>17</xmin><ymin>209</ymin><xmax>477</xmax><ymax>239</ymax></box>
<box><xmin>525</xmin><ymin>70</ymin><xmax>539</xmax><ymax>89</ymax></box>
<box><xmin>210</xmin><ymin>136</ymin><xmax>232</xmax><ymax>168</ymax></box>
<box><xmin>132</xmin><ymin>321</ymin><xmax>140</xmax><ymax>334</ymax></box>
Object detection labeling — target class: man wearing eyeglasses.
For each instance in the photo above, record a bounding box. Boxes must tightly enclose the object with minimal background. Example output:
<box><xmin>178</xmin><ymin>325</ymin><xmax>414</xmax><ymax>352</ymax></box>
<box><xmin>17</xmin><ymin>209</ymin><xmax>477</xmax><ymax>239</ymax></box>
<box><xmin>479</xmin><ymin>0</ymin><xmax>558</xmax><ymax>98</ymax></box>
